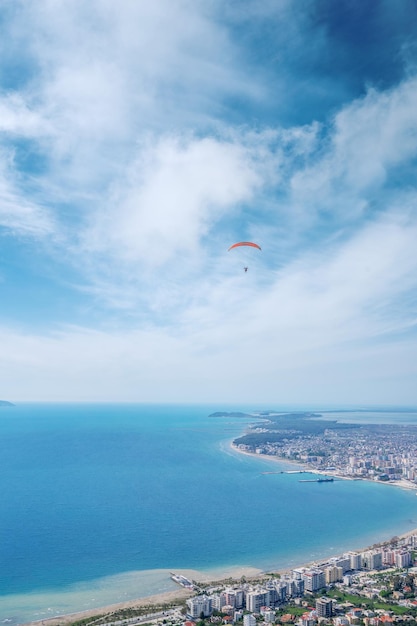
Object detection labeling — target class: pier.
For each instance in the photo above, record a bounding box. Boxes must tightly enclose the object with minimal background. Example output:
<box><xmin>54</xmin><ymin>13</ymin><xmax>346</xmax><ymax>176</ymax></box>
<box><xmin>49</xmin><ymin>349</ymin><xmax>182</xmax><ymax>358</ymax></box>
<box><xmin>299</xmin><ymin>477</ymin><xmax>334</xmax><ymax>483</ymax></box>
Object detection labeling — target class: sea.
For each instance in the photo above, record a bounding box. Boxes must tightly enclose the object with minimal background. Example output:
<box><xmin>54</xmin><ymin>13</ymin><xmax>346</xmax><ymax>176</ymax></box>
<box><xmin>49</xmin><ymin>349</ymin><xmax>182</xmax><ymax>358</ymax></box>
<box><xmin>2</xmin><ymin>403</ymin><xmax>417</xmax><ymax>624</ymax></box>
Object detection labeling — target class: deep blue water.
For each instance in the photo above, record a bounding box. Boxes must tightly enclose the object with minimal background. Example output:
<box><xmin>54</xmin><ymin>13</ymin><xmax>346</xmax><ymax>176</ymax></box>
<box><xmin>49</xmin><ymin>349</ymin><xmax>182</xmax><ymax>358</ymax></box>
<box><xmin>2</xmin><ymin>403</ymin><xmax>417</xmax><ymax>623</ymax></box>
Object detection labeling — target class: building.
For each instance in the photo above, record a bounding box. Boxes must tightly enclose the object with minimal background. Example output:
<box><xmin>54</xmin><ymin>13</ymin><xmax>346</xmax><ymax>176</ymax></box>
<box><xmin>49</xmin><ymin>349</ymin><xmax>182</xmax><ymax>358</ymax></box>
<box><xmin>331</xmin><ymin>557</ymin><xmax>351</xmax><ymax>574</ymax></box>
<box><xmin>302</xmin><ymin>568</ymin><xmax>325</xmax><ymax>592</ymax></box>
<box><xmin>243</xmin><ymin>614</ymin><xmax>256</xmax><ymax>626</ymax></box>
<box><xmin>301</xmin><ymin>613</ymin><xmax>316</xmax><ymax>626</ymax></box>
<box><xmin>186</xmin><ymin>595</ymin><xmax>213</xmax><ymax>619</ymax></box>
<box><xmin>246</xmin><ymin>589</ymin><xmax>269</xmax><ymax>612</ymax></box>
<box><xmin>316</xmin><ymin>598</ymin><xmax>334</xmax><ymax>618</ymax></box>
<box><xmin>261</xmin><ymin>607</ymin><xmax>276</xmax><ymax>623</ymax></box>
<box><xmin>362</xmin><ymin>551</ymin><xmax>383</xmax><ymax>570</ymax></box>
<box><xmin>224</xmin><ymin>589</ymin><xmax>245</xmax><ymax>609</ymax></box>
<box><xmin>395</xmin><ymin>551</ymin><xmax>412</xmax><ymax>568</ymax></box>
<box><xmin>348</xmin><ymin>553</ymin><xmax>362</xmax><ymax>570</ymax></box>
<box><xmin>324</xmin><ymin>565</ymin><xmax>343</xmax><ymax>584</ymax></box>
<box><xmin>212</xmin><ymin>594</ymin><xmax>227</xmax><ymax>611</ymax></box>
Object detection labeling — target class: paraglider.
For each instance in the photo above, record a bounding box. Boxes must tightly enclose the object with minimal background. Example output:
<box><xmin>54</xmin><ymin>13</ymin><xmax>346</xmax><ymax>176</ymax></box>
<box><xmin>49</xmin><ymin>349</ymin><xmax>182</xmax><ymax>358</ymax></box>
<box><xmin>228</xmin><ymin>241</ymin><xmax>261</xmax><ymax>272</ymax></box>
<box><xmin>228</xmin><ymin>241</ymin><xmax>262</xmax><ymax>251</ymax></box>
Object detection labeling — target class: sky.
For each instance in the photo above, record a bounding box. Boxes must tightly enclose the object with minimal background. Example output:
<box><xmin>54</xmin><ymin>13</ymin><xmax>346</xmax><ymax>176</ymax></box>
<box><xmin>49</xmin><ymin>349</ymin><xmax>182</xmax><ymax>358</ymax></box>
<box><xmin>1</xmin><ymin>0</ymin><xmax>417</xmax><ymax>405</ymax></box>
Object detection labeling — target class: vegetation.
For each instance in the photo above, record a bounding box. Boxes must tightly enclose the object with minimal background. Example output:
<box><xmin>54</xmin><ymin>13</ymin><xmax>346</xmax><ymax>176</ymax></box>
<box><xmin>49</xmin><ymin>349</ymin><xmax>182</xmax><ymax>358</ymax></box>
<box><xmin>323</xmin><ymin>589</ymin><xmax>417</xmax><ymax>616</ymax></box>
<box><xmin>234</xmin><ymin>413</ymin><xmax>359</xmax><ymax>448</ymax></box>
<box><xmin>69</xmin><ymin>600</ymin><xmax>187</xmax><ymax>626</ymax></box>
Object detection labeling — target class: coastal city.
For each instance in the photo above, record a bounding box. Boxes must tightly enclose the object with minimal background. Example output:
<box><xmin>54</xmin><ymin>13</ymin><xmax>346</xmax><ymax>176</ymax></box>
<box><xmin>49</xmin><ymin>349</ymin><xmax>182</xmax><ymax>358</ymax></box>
<box><xmin>3</xmin><ymin>0</ymin><xmax>417</xmax><ymax>625</ymax></box>
<box><xmin>75</xmin><ymin>533</ymin><xmax>417</xmax><ymax>626</ymax></box>
<box><xmin>163</xmin><ymin>415</ymin><xmax>417</xmax><ymax>626</ymax></box>
<box><xmin>183</xmin><ymin>532</ymin><xmax>417</xmax><ymax>626</ymax></box>
<box><xmin>231</xmin><ymin>414</ymin><xmax>417</xmax><ymax>487</ymax></box>
<box><xmin>43</xmin><ymin>414</ymin><xmax>417</xmax><ymax>626</ymax></box>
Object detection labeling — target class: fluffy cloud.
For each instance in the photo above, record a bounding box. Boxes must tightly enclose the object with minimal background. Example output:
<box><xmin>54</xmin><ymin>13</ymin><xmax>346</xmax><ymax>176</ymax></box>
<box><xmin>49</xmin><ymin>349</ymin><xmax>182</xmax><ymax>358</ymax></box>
<box><xmin>1</xmin><ymin>1</ymin><xmax>417</xmax><ymax>403</ymax></box>
<box><xmin>290</xmin><ymin>76</ymin><xmax>417</xmax><ymax>219</ymax></box>
<box><xmin>85</xmin><ymin>134</ymin><xmax>264</xmax><ymax>267</ymax></box>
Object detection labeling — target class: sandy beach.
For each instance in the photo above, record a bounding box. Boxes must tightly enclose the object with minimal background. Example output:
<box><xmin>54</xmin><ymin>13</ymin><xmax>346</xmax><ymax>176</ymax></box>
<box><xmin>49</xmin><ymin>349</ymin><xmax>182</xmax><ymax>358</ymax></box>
<box><xmin>22</xmin><ymin>567</ymin><xmax>262</xmax><ymax>626</ymax></box>
<box><xmin>23</xmin><ymin>588</ymin><xmax>193</xmax><ymax>626</ymax></box>
<box><xmin>22</xmin><ymin>523</ymin><xmax>417</xmax><ymax>626</ymax></box>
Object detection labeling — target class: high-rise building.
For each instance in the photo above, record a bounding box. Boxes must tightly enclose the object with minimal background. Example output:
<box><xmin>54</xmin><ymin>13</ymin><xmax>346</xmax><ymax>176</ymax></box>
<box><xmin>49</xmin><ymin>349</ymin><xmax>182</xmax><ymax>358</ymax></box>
<box><xmin>316</xmin><ymin>597</ymin><xmax>334</xmax><ymax>618</ymax></box>
<box><xmin>324</xmin><ymin>565</ymin><xmax>343</xmax><ymax>584</ymax></box>
<box><xmin>186</xmin><ymin>595</ymin><xmax>213</xmax><ymax>619</ymax></box>
<box><xmin>350</xmin><ymin>553</ymin><xmax>362</xmax><ymax>570</ymax></box>
<box><xmin>331</xmin><ymin>557</ymin><xmax>351</xmax><ymax>573</ymax></box>
<box><xmin>362</xmin><ymin>551</ymin><xmax>382</xmax><ymax>570</ymax></box>
<box><xmin>302</xmin><ymin>568</ymin><xmax>325</xmax><ymax>592</ymax></box>
<box><xmin>396</xmin><ymin>551</ymin><xmax>412</xmax><ymax>568</ymax></box>
<box><xmin>227</xmin><ymin>589</ymin><xmax>245</xmax><ymax>609</ymax></box>
<box><xmin>211</xmin><ymin>594</ymin><xmax>227</xmax><ymax>610</ymax></box>
<box><xmin>246</xmin><ymin>590</ymin><xmax>269</xmax><ymax>612</ymax></box>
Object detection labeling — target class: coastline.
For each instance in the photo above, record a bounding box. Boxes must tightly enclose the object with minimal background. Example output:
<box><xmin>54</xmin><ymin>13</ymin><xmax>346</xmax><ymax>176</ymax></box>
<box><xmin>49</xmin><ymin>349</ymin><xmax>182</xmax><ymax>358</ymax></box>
<box><xmin>23</xmin><ymin>589</ymin><xmax>194</xmax><ymax>626</ymax></box>
<box><xmin>16</xmin><ymin>425</ymin><xmax>417</xmax><ymax>626</ymax></box>
<box><xmin>229</xmin><ymin>442</ymin><xmax>417</xmax><ymax>492</ymax></box>
<box><xmin>22</xmin><ymin>567</ymin><xmax>262</xmax><ymax>626</ymax></box>
<box><xmin>23</xmin><ymin>523</ymin><xmax>417</xmax><ymax>626</ymax></box>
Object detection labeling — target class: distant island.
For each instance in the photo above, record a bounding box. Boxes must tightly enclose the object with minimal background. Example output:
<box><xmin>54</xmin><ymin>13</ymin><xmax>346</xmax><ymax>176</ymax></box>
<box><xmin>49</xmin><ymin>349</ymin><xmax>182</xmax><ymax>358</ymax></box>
<box><xmin>209</xmin><ymin>411</ymin><xmax>252</xmax><ymax>417</ymax></box>
<box><xmin>0</xmin><ymin>400</ymin><xmax>14</xmax><ymax>407</ymax></box>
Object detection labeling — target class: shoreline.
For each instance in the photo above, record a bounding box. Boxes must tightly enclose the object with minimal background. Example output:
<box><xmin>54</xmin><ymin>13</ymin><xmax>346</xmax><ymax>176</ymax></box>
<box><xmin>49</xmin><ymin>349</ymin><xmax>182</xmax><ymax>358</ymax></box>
<box><xmin>23</xmin><ymin>522</ymin><xmax>417</xmax><ymax>626</ymax></box>
<box><xmin>21</xmin><ymin>567</ymin><xmax>262</xmax><ymax>626</ymax></box>
<box><xmin>19</xmin><ymin>438</ymin><xmax>417</xmax><ymax>626</ymax></box>
<box><xmin>230</xmin><ymin>442</ymin><xmax>417</xmax><ymax>492</ymax></box>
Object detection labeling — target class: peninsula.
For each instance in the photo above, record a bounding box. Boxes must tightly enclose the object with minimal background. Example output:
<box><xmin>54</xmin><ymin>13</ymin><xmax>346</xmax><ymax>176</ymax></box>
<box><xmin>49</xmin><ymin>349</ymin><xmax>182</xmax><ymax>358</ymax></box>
<box><xmin>228</xmin><ymin>411</ymin><xmax>417</xmax><ymax>488</ymax></box>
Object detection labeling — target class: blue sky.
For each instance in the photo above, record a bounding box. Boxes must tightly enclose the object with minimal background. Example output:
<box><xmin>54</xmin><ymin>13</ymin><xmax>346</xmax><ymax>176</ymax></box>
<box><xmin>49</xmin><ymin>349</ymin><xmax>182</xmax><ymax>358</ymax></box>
<box><xmin>1</xmin><ymin>0</ymin><xmax>417</xmax><ymax>404</ymax></box>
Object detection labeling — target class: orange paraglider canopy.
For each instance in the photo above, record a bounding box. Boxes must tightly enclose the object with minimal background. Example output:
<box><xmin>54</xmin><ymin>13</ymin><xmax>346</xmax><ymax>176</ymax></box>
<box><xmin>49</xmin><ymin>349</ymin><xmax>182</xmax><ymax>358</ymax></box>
<box><xmin>228</xmin><ymin>241</ymin><xmax>262</xmax><ymax>251</ymax></box>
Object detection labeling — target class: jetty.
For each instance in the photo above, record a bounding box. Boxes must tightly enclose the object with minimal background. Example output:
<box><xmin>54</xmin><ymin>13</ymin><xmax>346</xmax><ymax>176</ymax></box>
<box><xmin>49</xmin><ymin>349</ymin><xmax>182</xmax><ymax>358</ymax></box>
<box><xmin>170</xmin><ymin>573</ymin><xmax>194</xmax><ymax>589</ymax></box>
<box><xmin>299</xmin><ymin>477</ymin><xmax>334</xmax><ymax>483</ymax></box>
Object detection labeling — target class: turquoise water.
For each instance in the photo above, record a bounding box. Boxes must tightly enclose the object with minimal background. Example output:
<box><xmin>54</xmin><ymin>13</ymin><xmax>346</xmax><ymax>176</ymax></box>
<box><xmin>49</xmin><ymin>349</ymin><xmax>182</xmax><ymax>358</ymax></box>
<box><xmin>2</xmin><ymin>403</ymin><xmax>417</xmax><ymax>624</ymax></box>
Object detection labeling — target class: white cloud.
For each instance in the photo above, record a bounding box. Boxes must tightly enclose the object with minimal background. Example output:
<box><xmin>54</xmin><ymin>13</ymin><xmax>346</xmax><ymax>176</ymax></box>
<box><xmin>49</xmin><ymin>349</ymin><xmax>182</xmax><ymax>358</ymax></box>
<box><xmin>290</xmin><ymin>76</ymin><xmax>417</xmax><ymax>218</ymax></box>
<box><xmin>0</xmin><ymin>93</ymin><xmax>49</xmax><ymax>136</ymax></box>
<box><xmin>0</xmin><ymin>150</ymin><xmax>55</xmax><ymax>236</ymax></box>
<box><xmin>85</xmin><ymin>134</ymin><xmax>264</xmax><ymax>268</ymax></box>
<box><xmin>1</xmin><ymin>1</ymin><xmax>417</xmax><ymax>404</ymax></box>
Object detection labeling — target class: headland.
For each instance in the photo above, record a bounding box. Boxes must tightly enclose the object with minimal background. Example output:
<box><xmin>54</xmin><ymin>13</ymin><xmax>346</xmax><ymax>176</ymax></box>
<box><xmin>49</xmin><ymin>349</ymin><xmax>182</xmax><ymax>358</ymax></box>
<box><xmin>227</xmin><ymin>410</ymin><xmax>417</xmax><ymax>490</ymax></box>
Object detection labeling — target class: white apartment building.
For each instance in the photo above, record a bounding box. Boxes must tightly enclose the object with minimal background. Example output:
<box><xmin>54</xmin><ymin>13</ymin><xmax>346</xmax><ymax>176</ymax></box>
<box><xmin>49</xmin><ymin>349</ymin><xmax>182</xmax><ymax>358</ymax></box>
<box><xmin>186</xmin><ymin>595</ymin><xmax>213</xmax><ymax>619</ymax></box>
<box><xmin>211</xmin><ymin>594</ymin><xmax>227</xmax><ymax>611</ymax></box>
<box><xmin>331</xmin><ymin>556</ymin><xmax>351</xmax><ymax>573</ymax></box>
<box><xmin>348</xmin><ymin>552</ymin><xmax>362</xmax><ymax>570</ymax></box>
<box><xmin>246</xmin><ymin>589</ymin><xmax>269</xmax><ymax>612</ymax></box>
<box><xmin>396</xmin><ymin>551</ymin><xmax>412</xmax><ymax>568</ymax></box>
<box><xmin>302</xmin><ymin>568</ymin><xmax>325</xmax><ymax>592</ymax></box>
<box><xmin>362</xmin><ymin>551</ymin><xmax>382</xmax><ymax>570</ymax></box>
<box><xmin>243</xmin><ymin>614</ymin><xmax>256</xmax><ymax>626</ymax></box>
<box><xmin>261</xmin><ymin>607</ymin><xmax>276</xmax><ymax>623</ymax></box>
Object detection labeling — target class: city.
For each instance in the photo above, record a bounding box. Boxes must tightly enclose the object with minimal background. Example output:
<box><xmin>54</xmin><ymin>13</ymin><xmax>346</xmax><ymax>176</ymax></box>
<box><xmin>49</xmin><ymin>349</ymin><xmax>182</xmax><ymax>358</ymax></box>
<box><xmin>184</xmin><ymin>534</ymin><xmax>417</xmax><ymax>626</ymax></box>
<box><xmin>232</xmin><ymin>417</ymin><xmax>417</xmax><ymax>486</ymax></box>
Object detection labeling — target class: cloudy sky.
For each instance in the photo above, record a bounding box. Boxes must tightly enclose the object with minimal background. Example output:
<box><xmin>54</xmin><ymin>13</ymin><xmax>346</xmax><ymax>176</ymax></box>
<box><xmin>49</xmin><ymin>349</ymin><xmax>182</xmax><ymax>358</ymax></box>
<box><xmin>1</xmin><ymin>0</ymin><xmax>417</xmax><ymax>405</ymax></box>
